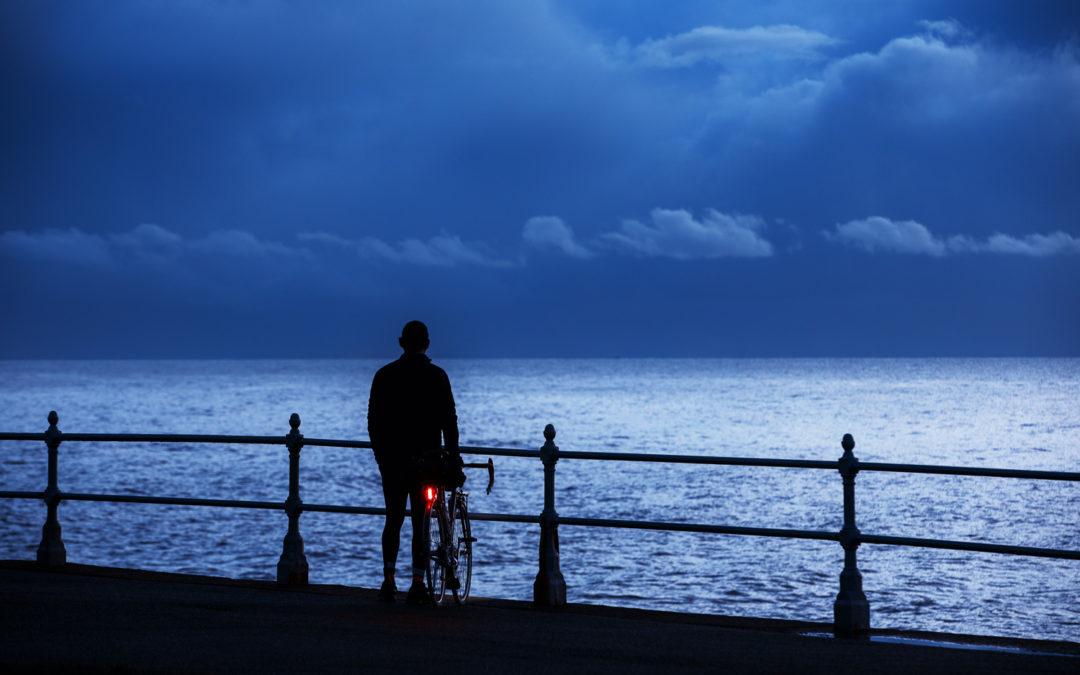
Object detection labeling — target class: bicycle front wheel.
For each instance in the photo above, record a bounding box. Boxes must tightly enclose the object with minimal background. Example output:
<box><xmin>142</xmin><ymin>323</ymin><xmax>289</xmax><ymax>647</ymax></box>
<box><xmin>453</xmin><ymin>502</ymin><xmax>472</xmax><ymax>605</ymax></box>
<box><xmin>425</xmin><ymin>499</ymin><xmax>447</xmax><ymax>607</ymax></box>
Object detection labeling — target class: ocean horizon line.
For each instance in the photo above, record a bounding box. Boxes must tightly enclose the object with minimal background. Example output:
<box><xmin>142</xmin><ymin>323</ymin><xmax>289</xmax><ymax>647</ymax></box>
<box><xmin>3</xmin><ymin>354</ymin><xmax>1079</xmax><ymax>362</ymax></box>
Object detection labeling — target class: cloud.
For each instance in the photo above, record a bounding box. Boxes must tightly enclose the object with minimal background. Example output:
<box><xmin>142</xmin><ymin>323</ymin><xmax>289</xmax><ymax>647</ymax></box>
<box><xmin>298</xmin><ymin>231</ymin><xmax>512</xmax><ymax>267</ymax></box>
<box><xmin>191</xmin><ymin>229</ymin><xmax>308</xmax><ymax>260</ymax></box>
<box><xmin>0</xmin><ymin>224</ymin><xmax>317</xmax><ymax>267</ymax></box>
<box><xmin>397</xmin><ymin>234</ymin><xmax>511</xmax><ymax>267</ymax></box>
<box><xmin>826</xmin><ymin>217</ymin><xmax>1080</xmax><ymax>257</ymax></box>
<box><xmin>111</xmin><ymin>223</ymin><xmax>184</xmax><ymax>262</ymax></box>
<box><xmin>826</xmin><ymin>217</ymin><xmax>947</xmax><ymax>256</ymax></box>
<box><xmin>0</xmin><ymin>227</ymin><xmax>114</xmax><ymax>266</ymax></box>
<box><xmin>688</xmin><ymin>23</ymin><xmax>1080</xmax><ymax>236</ymax></box>
<box><xmin>806</xmin><ymin>29</ymin><xmax>1080</xmax><ymax>133</ymax></box>
<box><xmin>602</xmin><ymin>209</ymin><xmax>773</xmax><ymax>259</ymax></box>
<box><xmin>0</xmin><ymin>224</ymin><xmax>324</xmax><ymax>307</ymax></box>
<box><xmin>917</xmin><ymin>19</ymin><xmax>970</xmax><ymax>41</ymax></box>
<box><xmin>1</xmin><ymin>223</ymin><xmax>518</xmax><ymax>314</ymax></box>
<box><xmin>981</xmin><ymin>232</ymin><xmax>1080</xmax><ymax>257</ymax></box>
<box><xmin>522</xmin><ymin>216</ymin><xmax>592</xmax><ymax>259</ymax></box>
<box><xmin>631</xmin><ymin>25</ymin><xmax>838</xmax><ymax>69</ymax></box>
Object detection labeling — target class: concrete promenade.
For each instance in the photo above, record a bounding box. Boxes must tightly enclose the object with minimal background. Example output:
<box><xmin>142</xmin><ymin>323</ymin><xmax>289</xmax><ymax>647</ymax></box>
<box><xmin>2</xmin><ymin>561</ymin><xmax>1077</xmax><ymax>674</ymax></box>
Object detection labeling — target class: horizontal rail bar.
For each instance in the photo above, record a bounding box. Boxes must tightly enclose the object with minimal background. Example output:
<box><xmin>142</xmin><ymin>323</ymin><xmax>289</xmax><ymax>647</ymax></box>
<box><xmin>0</xmin><ymin>490</ymin><xmax>42</xmax><ymax>499</ymax></box>
<box><xmin>460</xmin><ymin>445</ymin><xmax>541</xmax><ymax>459</ymax></box>
<box><xmin>295</xmin><ymin>504</ymin><xmax>540</xmax><ymax>525</ymax></box>
<box><xmin>296</xmin><ymin>439</ymin><xmax>541</xmax><ymax>460</ymax></box>
<box><xmin>0</xmin><ymin>433</ymin><xmax>541</xmax><ymax>459</ymax></box>
<box><xmin>63</xmin><ymin>433</ymin><xmax>284</xmax><ymax>444</ymax></box>
<box><xmin>6</xmin><ymin>431</ymin><xmax>1079</xmax><ymax>482</ymax></box>
<box><xmin>558</xmin><ymin>516</ymin><xmax>839</xmax><ymax>541</ymax></box>
<box><xmin>298</xmin><ymin>438</ymin><xmax>370</xmax><ymax>449</ymax></box>
<box><xmin>558</xmin><ymin>450</ymin><xmax>837</xmax><ymax>469</ymax></box>
<box><xmin>0</xmin><ymin>433</ymin><xmax>46</xmax><ymax>441</ymax></box>
<box><xmin>0</xmin><ymin>432</ymin><xmax>284</xmax><ymax>445</ymax></box>
<box><xmin>858</xmin><ymin>462</ymin><xmax>1080</xmax><ymax>481</ymax></box>
<box><xmin>11</xmin><ymin>491</ymin><xmax>544</xmax><ymax>527</ymax></box>
<box><xmin>467</xmin><ymin>511</ymin><xmax>539</xmax><ymax>525</ymax></box>
<box><xmin>858</xmin><ymin>533</ymin><xmax>1080</xmax><ymax>560</ymax></box>
<box><xmin>61</xmin><ymin>492</ymin><xmax>282</xmax><ymax>510</ymax></box>
<box><xmin>303</xmin><ymin>503</ymin><xmax>384</xmax><ymax>515</ymax></box>
<box><xmin>11</xmin><ymin>487</ymin><xmax>1080</xmax><ymax>561</ymax></box>
<box><xmin>551</xmin><ymin>450</ymin><xmax>1080</xmax><ymax>482</ymax></box>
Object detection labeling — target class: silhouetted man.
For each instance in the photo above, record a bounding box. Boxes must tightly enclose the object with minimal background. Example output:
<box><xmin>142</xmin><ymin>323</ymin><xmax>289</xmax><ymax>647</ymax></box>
<box><xmin>368</xmin><ymin>320</ymin><xmax>459</xmax><ymax>604</ymax></box>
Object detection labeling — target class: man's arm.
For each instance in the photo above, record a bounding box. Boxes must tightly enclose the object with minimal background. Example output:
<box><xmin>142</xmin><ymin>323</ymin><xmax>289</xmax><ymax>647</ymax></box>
<box><xmin>442</xmin><ymin>371</ymin><xmax>460</xmax><ymax>457</ymax></box>
<box><xmin>367</xmin><ymin>371</ymin><xmax>383</xmax><ymax>454</ymax></box>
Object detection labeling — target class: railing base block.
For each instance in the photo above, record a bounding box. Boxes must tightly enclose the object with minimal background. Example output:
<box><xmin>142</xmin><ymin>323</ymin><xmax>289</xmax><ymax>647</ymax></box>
<box><xmin>276</xmin><ymin>557</ymin><xmax>309</xmax><ymax>586</ymax></box>
<box><xmin>833</xmin><ymin>594</ymin><xmax>870</xmax><ymax>637</ymax></box>
<box><xmin>36</xmin><ymin>543</ymin><xmax>67</xmax><ymax>567</ymax></box>
<box><xmin>533</xmin><ymin>573</ymin><xmax>567</xmax><ymax>607</ymax></box>
<box><xmin>277</xmin><ymin>531</ymin><xmax>309</xmax><ymax>586</ymax></box>
<box><xmin>37</xmin><ymin>521</ymin><xmax>67</xmax><ymax>567</ymax></box>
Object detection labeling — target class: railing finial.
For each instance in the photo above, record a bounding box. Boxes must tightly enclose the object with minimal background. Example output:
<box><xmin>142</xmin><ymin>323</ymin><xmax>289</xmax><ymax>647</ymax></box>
<box><xmin>841</xmin><ymin>433</ymin><xmax>854</xmax><ymax>453</ymax></box>
<box><xmin>48</xmin><ymin>410</ymin><xmax>58</xmax><ymax>427</ymax></box>
<box><xmin>544</xmin><ymin>424</ymin><xmax>556</xmax><ymax>442</ymax></box>
<box><xmin>289</xmin><ymin>413</ymin><xmax>300</xmax><ymax>431</ymax></box>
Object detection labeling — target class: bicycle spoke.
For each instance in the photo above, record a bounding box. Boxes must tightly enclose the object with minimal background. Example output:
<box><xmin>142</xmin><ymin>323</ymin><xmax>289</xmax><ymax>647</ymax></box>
<box><xmin>425</xmin><ymin>497</ymin><xmax>447</xmax><ymax>607</ymax></box>
<box><xmin>453</xmin><ymin>494</ymin><xmax>472</xmax><ymax>605</ymax></box>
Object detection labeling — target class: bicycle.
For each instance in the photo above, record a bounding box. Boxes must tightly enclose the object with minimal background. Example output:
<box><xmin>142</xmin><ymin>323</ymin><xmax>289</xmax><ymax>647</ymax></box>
<box><xmin>422</xmin><ymin>457</ymin><xmax>494</xmax><ymax>606</ymax></box>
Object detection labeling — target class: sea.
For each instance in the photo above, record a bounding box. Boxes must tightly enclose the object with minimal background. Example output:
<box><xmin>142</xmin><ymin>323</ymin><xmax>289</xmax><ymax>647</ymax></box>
<box><xmin>1</xmin><ymin>358</ymin><xmax>1078</xmax><ymax>642</ymax></box>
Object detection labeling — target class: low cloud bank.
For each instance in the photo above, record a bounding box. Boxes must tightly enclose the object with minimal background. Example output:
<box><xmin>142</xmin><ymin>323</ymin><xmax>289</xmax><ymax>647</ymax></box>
<box><xmin>299</xmin><ymin>232</ymin><xmax>512</xmax><ymax>268</ymax></box>
<box><xmin>825</xmin><ymin>217</ymin><xmax>1080</xmax><ymax>257</ymax></box>
<box><xmin>0</xmin><ymin>223</ymin><xmax>314</xmax><ymax>266</ymax></box>
<box><xmin>602</xmin><ymin>209</ymin><xmax>774</xmax><ymax>259</ymax></box>
<box><xmin>0</xmin><ymin>224</ymin><xmax>512</xmax><ymax>269</ymax></box>
<box><xmin>522</xmin><ymin>208</ymin><xmax>775</xmax><ymax>260</ymax></box>
<box><xmin>521</xmin><ymin>216</ymin><xmax>593</xmax><ymax>259</ymax></box>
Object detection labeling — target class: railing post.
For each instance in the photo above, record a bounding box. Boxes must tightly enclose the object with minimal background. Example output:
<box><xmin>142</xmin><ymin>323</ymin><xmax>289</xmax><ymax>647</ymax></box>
<box><xmin>834</xmin><ymin>433</ymin><xmax>870</xmax><ymax>636</ymax></box>
<box><xmin>36</xmin><ymin>410</ymin><xmax>67</xmax><ymax>567</ymax></box>
<box><xmin>534</xmin><ymin>424</ymin><xmax>567</xmax><ymax>606</ymax></box>
<box><xmin>276</xmin><ymin>413</ymin><xmax>309</xmax><ymax>586</ymax></box>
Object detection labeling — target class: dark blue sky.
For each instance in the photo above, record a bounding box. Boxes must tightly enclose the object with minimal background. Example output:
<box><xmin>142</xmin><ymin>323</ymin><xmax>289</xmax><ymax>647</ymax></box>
<box><xmin>2</xmin><ymin>1</ymin><xmax>1078</xmax><ymax>357</ymax></box>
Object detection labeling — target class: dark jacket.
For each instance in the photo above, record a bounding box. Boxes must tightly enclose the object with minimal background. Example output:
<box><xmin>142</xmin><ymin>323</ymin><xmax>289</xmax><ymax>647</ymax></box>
<box><xmin>367</xmin><ymin>353</ymin><xmax>459</xmax><ymax>474</ymax></box>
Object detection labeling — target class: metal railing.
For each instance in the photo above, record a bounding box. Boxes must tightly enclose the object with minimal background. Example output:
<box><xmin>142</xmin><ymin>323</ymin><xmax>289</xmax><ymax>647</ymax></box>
<box><xmin>2</xmin><ymin>411</ymin><xmax>1078</xmax><ymax>636</ymax></box>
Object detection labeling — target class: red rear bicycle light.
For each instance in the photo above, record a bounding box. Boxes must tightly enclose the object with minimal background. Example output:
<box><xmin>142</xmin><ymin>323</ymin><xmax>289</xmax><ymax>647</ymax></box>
<box><xmin>425</xmin><ymin>486</ymin><xmax>436</xmax><ymax>502</ymax></box>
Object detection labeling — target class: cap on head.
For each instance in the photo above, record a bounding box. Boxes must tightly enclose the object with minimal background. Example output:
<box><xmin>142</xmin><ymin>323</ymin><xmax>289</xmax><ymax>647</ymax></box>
<box><xmin>399</xmin><ymin>320</ymin><xmax>430</xmax><ymax>352</ymax></box>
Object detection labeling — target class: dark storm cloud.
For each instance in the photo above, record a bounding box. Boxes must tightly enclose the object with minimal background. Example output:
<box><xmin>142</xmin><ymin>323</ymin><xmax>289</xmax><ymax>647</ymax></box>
<box><xmin>5</xmin><ymin>2</ymin><xmax>1076</xmax><ymax>238</ymax></box>
<box><xmin>1</xmin><ymin>1</ymin><xmax>1078</xmax><ymax>356</ymax></box>
<box><xmin>678</xmin><ymin>24</ymin><xmax>1080</xmax><ymax>234</ymax></box>
<box><xmin>1</xmin><ymin>1</ymin><xmax>652</xmax><ymax>237</ymax></box>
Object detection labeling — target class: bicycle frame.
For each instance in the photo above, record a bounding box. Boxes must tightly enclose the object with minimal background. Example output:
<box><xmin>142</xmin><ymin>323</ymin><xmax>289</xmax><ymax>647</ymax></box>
<box><xmin>421</xmin><ymin>458</ymin><xmax>492</xmax><ymax>607</ymax></box>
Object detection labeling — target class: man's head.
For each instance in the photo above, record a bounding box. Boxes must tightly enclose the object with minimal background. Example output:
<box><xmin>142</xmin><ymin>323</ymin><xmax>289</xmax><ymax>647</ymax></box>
<box><xmin>398</xmin><ymin>320</ymin><xmax>430</xmax><ymax>353</ymax></box>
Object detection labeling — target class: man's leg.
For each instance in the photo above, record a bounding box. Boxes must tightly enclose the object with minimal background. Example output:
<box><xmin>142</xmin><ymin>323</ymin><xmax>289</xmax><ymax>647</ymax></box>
<box><xmin>404</xmin><ymin>483</ymin><xmax>431</xmax><ymax>604</ymax></box>
<box><xmin>408</xmin><ymin>483</ymin><xmax>429</xmax><ymax>584</ymax></box>
<box><xmin>380</xmin><ymin>471</ymin><xmax>408</xmax><ymax>600</ymax></box>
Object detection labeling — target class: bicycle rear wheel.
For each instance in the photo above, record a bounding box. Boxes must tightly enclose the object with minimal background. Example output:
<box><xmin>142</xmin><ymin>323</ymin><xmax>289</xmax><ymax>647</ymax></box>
<box><xmin>453</xmin><ymin>501</ymin><xmax>472</xmax><ymax>605</ymax></box>
<box><xmin>425</xmin><ymin>499</ymin><xmax>447</xmax><ymax>607</ymax></box>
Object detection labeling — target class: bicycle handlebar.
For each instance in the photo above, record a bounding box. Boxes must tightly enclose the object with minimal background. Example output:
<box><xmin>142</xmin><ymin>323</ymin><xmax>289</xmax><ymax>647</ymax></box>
<box><xmin>462</xmin><ymin>457</ymin><xmax>495</xmax><ymax>494</ymax></box>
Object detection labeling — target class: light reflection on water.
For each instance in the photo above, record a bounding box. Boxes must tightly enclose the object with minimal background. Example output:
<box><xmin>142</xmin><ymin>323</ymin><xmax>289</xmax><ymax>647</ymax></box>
<box><xmin>0</xmin><ymin>358</ymin><xmax>1078</xmax><ymax>642</ymax></box>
